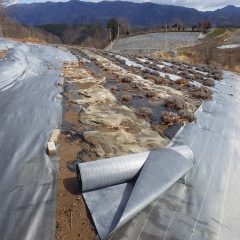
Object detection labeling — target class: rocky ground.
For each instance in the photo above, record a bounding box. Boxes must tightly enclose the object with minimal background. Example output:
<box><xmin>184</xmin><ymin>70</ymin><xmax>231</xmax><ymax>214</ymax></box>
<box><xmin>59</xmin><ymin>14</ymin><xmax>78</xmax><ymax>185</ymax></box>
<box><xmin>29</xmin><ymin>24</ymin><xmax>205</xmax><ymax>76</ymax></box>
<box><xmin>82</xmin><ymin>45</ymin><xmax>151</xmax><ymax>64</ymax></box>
<box><xmin>56</xmin><ymin>47</ymin><xmax>223</xmax><ymax>240</ymax></box>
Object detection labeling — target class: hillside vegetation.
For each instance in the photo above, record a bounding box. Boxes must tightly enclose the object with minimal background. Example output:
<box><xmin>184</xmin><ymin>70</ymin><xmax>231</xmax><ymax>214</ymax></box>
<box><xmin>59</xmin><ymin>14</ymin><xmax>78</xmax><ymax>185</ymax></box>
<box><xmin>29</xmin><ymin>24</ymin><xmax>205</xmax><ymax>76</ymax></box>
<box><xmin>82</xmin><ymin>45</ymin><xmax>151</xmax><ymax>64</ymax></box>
<box><xmin>207</xmin><ymin>28</ymin><xmax>227</xmax><ymax>38</ymax></box>
<box><xmin>38</xmin><ymin>24</ymin><xmax>109</xmax><ymax>48</ymax></box>
<box><xmin>7</xmin><ymin>1</ymin><xmax>240</xmax><ymax>27</ymax></box>
<box><xmin>173</xmin><ymin>28</ymin><xmax>240</xmax><ymax>73</ymax></box>
<box><xmin>0</xmin><ymin>7</ymin><xmax>60</xmax><ymax>43</ymax></box>
<box><xmin>1</xmin><ymin>22</ymin><xmax>61</xmax><ymax>43</ymax></box>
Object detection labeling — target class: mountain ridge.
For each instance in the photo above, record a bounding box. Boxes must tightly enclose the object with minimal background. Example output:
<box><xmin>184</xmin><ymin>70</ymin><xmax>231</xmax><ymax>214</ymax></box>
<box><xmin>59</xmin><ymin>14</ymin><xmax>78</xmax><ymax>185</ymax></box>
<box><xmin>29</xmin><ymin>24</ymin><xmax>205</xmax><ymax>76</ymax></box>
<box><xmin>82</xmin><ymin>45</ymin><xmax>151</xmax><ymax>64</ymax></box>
<box><xmin>7</xmin><ymin>1</ymin><xmax>240</xmax><ymax>27</ymax></box>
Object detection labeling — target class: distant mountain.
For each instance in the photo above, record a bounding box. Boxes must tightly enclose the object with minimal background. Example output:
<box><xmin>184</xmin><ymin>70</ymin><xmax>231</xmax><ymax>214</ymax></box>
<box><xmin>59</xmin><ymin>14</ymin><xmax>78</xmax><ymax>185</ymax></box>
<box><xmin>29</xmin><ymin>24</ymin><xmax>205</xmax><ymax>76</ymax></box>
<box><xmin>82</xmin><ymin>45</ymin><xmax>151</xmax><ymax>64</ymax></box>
<box><xmin>7</xmin><ymin>1</ymin><xmax>240</xmax><ymax>27</ymax></box>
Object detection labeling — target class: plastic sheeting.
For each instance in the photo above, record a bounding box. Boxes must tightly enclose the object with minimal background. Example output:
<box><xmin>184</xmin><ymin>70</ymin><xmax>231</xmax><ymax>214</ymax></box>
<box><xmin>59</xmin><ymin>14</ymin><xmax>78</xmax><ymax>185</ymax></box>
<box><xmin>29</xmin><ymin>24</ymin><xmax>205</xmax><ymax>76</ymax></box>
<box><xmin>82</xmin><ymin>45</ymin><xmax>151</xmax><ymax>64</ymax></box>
<box><xmin>77</xmin><ymin>145</ymin><xmax>194</xmax><ymax>239</ymax></box>
<box><xmin>0</xmin><ymin>39</ymin><xmax>76</xmax><ymax>240</ymax></box>
<box><xmin>77</xmin><ymin>70</ymin><xmax>240</xmax><ymax>240</ymax></box>
<box><xmin>111</xmin><ymin>71</ymin><xmax>240</xmax><ymax>240</ymax></box>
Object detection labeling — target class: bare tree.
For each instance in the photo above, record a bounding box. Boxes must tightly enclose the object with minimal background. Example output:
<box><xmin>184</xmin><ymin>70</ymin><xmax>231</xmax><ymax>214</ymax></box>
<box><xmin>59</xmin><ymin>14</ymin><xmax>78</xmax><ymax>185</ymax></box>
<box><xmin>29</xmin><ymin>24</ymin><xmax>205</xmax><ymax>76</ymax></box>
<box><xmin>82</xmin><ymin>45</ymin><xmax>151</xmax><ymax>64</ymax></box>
<box><xmin>0</xmin><ymin>0</ymin><xmax>12</xmax><ymax>24</ymax></box>
<box><xmin>235</xmin><ymin>48</ymin><xmax>240</xmax><ymax>65</ymax></box>
<box><xmin>118</xmin><ymin>18</ymin><xmax>131</xmax><ymax>36</ymax></box>
<box><xmin>0</xmin><ymin>0</ymin><xmax>12</xmax><ymax>14</ymax></box>
<box><xmin>199</xmin><ymin>40</ymin><xmax>219</xmax><ymax>64</ymax></box>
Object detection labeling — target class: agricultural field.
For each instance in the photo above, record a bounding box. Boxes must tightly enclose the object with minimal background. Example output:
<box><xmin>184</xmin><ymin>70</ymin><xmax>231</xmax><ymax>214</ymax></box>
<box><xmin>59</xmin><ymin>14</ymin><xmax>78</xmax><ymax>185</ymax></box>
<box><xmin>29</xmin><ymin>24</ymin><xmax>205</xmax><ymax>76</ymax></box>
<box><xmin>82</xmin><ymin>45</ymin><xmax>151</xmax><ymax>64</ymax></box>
<box><xmin>56</xmin><ymin>46</ymin><xmax>223</xmax><ymax>239</ymax></box>
<box><xmin>1</xmin><ymin>29</ymin><xmax>240</xmax><ymax>240</ymax></box>
<box><xmin>1</xmin><ymin>0</ymin><xmax>240</xmax><ymax>238</ymax></box>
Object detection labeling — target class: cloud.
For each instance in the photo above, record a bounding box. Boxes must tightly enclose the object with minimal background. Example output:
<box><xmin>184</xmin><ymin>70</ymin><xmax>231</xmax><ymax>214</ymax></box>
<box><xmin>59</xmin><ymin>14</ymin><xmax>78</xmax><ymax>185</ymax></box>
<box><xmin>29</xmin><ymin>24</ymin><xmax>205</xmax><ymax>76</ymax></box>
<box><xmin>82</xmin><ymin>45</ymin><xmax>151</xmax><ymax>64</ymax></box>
<box><xmin>147</xmin><ymin>0</ymin><xmax>240</xmax><ymax>10</ymax></box>
<box><xmin>14</xmin><ymin>0</ymin><xmax>240</xmax><ymax>11</ymax></box>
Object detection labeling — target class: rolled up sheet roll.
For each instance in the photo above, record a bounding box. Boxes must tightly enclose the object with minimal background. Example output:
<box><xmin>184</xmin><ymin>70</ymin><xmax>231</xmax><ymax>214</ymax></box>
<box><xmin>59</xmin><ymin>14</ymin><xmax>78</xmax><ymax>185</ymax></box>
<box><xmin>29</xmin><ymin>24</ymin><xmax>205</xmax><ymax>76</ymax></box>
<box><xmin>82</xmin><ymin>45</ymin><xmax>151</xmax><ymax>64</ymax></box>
<box><xmin>76</xmin><ymin>151</ymin><xmax>149</xmax><ymax>192</ymax></box>
<box><xmin>76</xmin><ymin>145</ymin><xmax>194</xmax><ymax>239</ymax></box>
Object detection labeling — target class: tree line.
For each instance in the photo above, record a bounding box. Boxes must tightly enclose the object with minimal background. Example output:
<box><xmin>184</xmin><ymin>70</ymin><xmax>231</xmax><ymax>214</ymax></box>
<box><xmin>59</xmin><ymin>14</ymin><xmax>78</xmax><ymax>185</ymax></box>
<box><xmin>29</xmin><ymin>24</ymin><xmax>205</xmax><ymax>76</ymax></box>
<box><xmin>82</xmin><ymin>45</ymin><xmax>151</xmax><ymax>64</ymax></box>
<box><xmin>0</xmin><ymin>0</ymin><xmax>213</xmax><ymax>49</ymax></box>
<box><xmin>0</xmin><ymin>0</ymin><xmax>60</xmax><ymax>43</ymax></box>
<box><xmin>107</xmin><ymin>18</ymin><xmax>213</xmax><ymax>41</ymax></box>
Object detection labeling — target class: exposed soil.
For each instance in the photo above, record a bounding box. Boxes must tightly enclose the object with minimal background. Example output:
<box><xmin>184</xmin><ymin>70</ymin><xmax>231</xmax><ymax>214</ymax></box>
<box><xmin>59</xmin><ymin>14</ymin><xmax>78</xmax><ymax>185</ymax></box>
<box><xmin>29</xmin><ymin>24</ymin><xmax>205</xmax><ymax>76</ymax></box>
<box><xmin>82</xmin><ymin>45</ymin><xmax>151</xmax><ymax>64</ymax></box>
<box><xmin>56</xmin><ymin>134</ymin><xmax>96</xmax><ymax>240</ymax></box>
<box><xmin>56</xmin><ymin>98</ymin><xmax>97</xmax><ymax>239</ymax></box>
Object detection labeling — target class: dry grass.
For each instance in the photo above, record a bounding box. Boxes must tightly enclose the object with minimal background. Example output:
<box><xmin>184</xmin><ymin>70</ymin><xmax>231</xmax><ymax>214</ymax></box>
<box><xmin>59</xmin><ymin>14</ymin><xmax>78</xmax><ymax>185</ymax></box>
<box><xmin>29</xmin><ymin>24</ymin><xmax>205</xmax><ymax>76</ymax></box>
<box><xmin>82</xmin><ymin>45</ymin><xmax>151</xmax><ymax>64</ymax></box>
<box><xmin>175</xmin><ymin>79</ymin><xmax>190</xmax><ymax>86</ymax></box>
<box><xmin>161</xmin><ymin>110</ymin><xmax>196</xmax><ymax>125</ymax></box>
<box><xmin>150</xmin><ymin>31</ymin><xmax>239</xmax><ymax>75</ymax></box>
<box><xmin>223</xmin><ymin>64</ymin><xmax>240</xmax><ymax>74</ymax></box>
<box><xmin>143</xmin><ymin>74</ymin><xmax>158</xmax><ymax>81</ymax></box>
<box><xmin>121</xmin><ymin>76</ymin><xmax>133</xmax><ymax>83</ymax></box>
<box><xmin>0</xmin><ymin>50</ymin><xmax>6</xmax><ymax>58</ymax></box>
<box><xmin>172</xmin><ymin>32</ymin><xmax>238</xmax><ymax>74</ymax></box>
<box><xmin>175</xmin><ymin>54</ymin><xmax>192</xmax><ymax>63</ymax></box>
<box><xmin>110</xmin><ymin>86</ymin><xmax>118</xmax><ymax>93</ymax></box>
<box><xmin>117</xmin><ymin>58</ymin><xmax>126</xmax><ymax>65</ymax></box>
<box><xmin>150</xmin><ymin>51</ymin><xmax>192</xmax><ymax>64</ymax></box>
<box><xmin>142</xmin><ymin>68</ymin><xmax>153</xmax><ymax>74</ymax></box>
<box><xmin>91</xmin><ymin>57</ymin><xmax>97</xmax><ymax>62</ymax></box>
<box><xmin>151</xmin><ymin>51</ymin><xmax>171</xmax><ymax>59</ymax></box>
<box><xmin>121</xmin><ymin>94</ymin><xmax>132</xmax><ymax>102</ymax></box>
<box><xmin>179</xmin><ymin>111</ymin><xmax>196</xmax><ymax>122</ymax></box>
<box><xmin>139</xmin><ymin>107</ymin><xmax>152</xmax><ymax>118</ymax></box>
<box><xmin>213</xmin><ymin>74</ymin><xmax>222</xmax><ymax>80</ymax></box>
<box><xmin>145</xmin><ymin>91</ymin><xmax>156</xmax><ymax>98</ymax></box>
<box><xmin>165</xmin><ymin>97</ymin><xmax>186</xmax><ymax>110</ymax></box>
<box><xmin>191</xmin><ymin>86</ymin><xmax>213</xmax><ymax>100</ymax></box>
<box><xmin>161</xmin><ymin>111</ymin><xmax>180</xmax><ymax>125</ymax></box>
<box><xmin>203</xmin><ymin>79</ymin><xmax>215</xmax><ymax>87</ymax></box>
<box><xmin>162</xmin><ymin>67</ymin><xmax>174</xmax><ymax>74</ymax></box>
<box><xmin>232</xmin><ymin>65</ymin><xmax>240</xmax><ymax>73</ymax></box>
<box><xmin>155</xmin><ymin>77</ymin><xmax>168</xmax><ymax>85</ymax></box>
<box><xmin>149</xmin><ymin>64</ymin><xmax>162</xmax><ymax>71</ymax></box>
<box><xmin>179</xmin><ymin>71</ymin><xmax>192</xmax><ymax>79</ymax></box>
<box><xmin>10</xmin><ymin>37</ymin><xmax>46</xmax><ymax>44</ymax></box>
<box><xmin>129</xmin><ymin>67</ymin><xmax>140</xmax><ymax>74</ymax></box>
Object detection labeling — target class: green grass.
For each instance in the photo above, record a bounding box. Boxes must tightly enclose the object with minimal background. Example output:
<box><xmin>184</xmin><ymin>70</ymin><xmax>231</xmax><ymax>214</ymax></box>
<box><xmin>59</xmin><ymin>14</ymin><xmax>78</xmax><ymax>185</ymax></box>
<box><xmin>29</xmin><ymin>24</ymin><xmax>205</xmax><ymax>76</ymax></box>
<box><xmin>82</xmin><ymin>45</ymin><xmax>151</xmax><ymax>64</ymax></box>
<box><xmin>207</xmin><ymin>28</ymin><xmax>227</xmax><ymax>38</ymax></box>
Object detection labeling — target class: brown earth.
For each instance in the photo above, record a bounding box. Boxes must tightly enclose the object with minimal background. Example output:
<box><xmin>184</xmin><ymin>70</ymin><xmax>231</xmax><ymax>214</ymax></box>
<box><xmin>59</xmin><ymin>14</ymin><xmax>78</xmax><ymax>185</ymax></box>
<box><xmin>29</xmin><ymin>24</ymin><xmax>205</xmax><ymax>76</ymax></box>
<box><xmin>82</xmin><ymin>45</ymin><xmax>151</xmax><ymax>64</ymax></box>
<box><xmin>56</xmin><ymin>107</ymin><xmax>97</xmax><ymax>240</ymax></box>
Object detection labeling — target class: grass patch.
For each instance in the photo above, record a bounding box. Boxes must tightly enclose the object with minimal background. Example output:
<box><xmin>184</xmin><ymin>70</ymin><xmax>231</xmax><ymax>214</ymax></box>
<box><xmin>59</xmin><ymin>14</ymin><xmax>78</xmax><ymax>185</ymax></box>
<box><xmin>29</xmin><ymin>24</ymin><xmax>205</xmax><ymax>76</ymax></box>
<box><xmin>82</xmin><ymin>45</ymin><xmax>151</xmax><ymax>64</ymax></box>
<box><xmin>207</xmin><ymin>28</ymin><xmax>226</xmax><ymax>38</ymax></box>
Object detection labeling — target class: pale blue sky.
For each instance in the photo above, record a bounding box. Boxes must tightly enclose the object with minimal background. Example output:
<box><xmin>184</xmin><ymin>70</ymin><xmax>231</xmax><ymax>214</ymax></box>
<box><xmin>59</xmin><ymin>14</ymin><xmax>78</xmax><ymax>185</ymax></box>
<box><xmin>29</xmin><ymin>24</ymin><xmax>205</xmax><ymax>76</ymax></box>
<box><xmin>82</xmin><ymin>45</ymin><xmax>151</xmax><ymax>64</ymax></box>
<box><xmin>13</xmin><ymin>0</ymin><xmax>240</xmax><ymax>11</ymax></box>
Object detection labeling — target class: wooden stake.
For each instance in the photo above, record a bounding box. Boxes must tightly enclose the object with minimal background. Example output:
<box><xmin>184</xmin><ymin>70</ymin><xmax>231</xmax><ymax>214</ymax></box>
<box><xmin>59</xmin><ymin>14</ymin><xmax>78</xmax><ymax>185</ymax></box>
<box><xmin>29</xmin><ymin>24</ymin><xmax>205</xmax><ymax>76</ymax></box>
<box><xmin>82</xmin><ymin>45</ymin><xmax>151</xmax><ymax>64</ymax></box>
<box><xmin>70</xmin><ymin>210</ymin><xmax>73</xmax><ymax>229</ymax></box>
